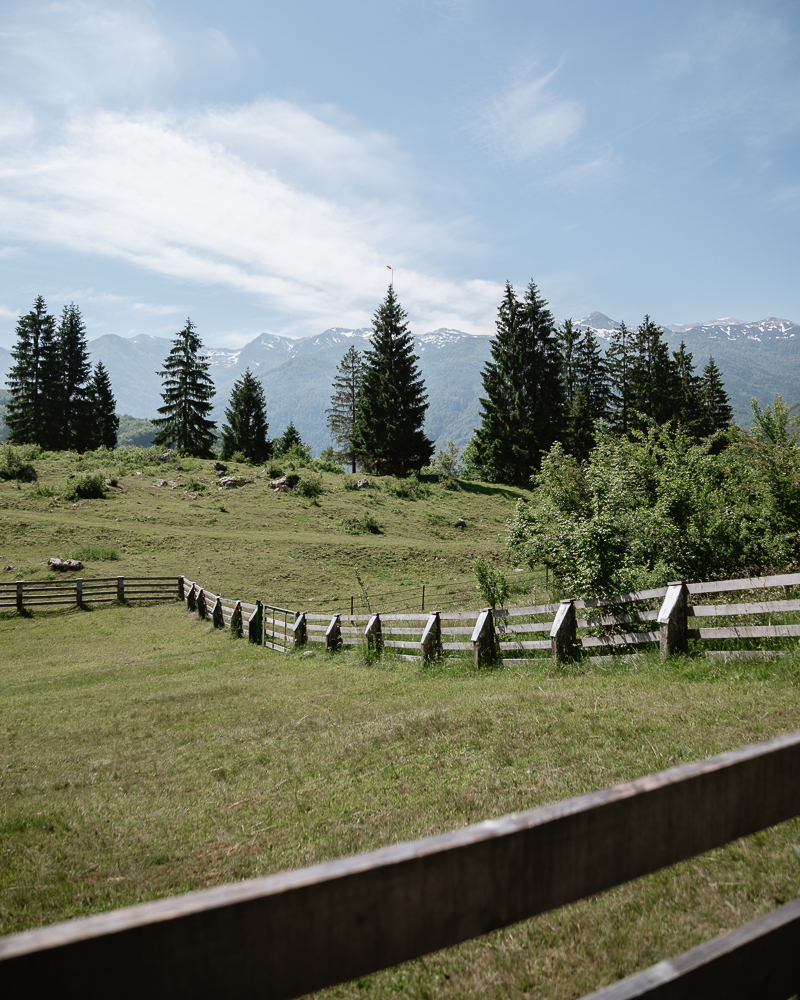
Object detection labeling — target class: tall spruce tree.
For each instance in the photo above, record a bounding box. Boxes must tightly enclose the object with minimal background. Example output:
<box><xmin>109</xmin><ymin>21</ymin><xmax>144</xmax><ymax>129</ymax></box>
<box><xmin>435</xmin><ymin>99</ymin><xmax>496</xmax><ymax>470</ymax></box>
<box><xmin>629</xmin><ymin>315</ymin><xmax>676</xmax><ymax>429</ymax></box>
<box><xmin>152</xmin><ymin>319</ymin><xmax>216</xmax><ymax>457</ymax></box>
<box><xmin>221</xmin><ymin>368</ymin><xmax>270</xmax><ymax>463</ymax></box>
<box><xmin>326</xmin><ymin>345</ymin><xmax>364</xmax><ymax>472</ymax></box>
<box><xmin>606</xmin><ymin>321</ymin><xmax>635</xmax><ymax>436</ymax></box>
<box><xmin>473</xmin><ymin>280</ymin><xmax>565</xmax><ymax>485</ymax></box>
<box><xmin>671</xmin><ymin>341</ymin><xmax>704</xmax><ymax>437</ymax></box>
<box><xmin>351</xmin><ymin>286</ymin><xmax>433</xmax><ymax>475</ymax></box>
<box><xmin>574</xmin><ymin>327</ymin><xmax>609</xmax><ymax>421</ymax></box>
<box><xmin>557</xmin><ymin>319</ymin><xmax>581</xmax><ymax>405</ymax></box>
<box><xmin>701</xmin><ymin>356</ymin><xmax>733</xmax><ymax>433</ymax></box>
<box><xmin>86</xmin><ymin>362</ymin><xmax>119</xmax><ymax>449</ymax></box>
<box><xmin>5</xmin><ymin>296</ymin><xmax>61</xmax><ymax>448</ymax></box>
<box><xmin>274</xmin><ymin>420</ymin><xmax>304</xmax><ymax>456</ymax></box>
<box><xmin>566</xmin><ymin>388</ymin><xmax>595</xmax><ymax>462</ymax></box>
<box><xmin>57</xmin><ymin>303</ymin><xmax>93</xmax><ymax>450</ymax></box>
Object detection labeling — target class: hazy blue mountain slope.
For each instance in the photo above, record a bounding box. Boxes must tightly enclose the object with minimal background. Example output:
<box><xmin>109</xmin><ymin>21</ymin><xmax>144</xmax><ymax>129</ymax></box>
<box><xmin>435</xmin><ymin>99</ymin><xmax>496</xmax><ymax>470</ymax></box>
<box><xmin>87</xmin><ymin>334</ymin><xmax>172</xmax><ymax>416</ymax></box>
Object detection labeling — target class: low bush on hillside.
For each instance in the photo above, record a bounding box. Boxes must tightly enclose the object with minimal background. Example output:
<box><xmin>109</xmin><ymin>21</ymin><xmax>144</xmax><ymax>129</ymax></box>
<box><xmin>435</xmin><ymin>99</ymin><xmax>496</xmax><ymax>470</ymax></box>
<box><xmin>341</xmin><ymin>513</ymin><xmax>383</xmax><ymax>535</ymax></box>
<box><xmin>71</xmin><ymin>544</ymin><xmax>119</xmax><ymax>562</ymax></box>
<box><xmin>62</xmin><ymin>472</ymin><xmax>107</xmax><ymax>501</ymax></box>
<box><xmin>380</xmin><ymin>477</ymin><xmax>430</xmax><ymax>500</ymax></box>
<box><xmin>0</xmin><ymin>443</ymin><xmax>41</xmax><ymax>480</ymax></box>
<box><xmin>508</xmin><ymin>419</ymin><xmax>800</xmax><ymax>598</ymax></box>
<box><xmin>342</xmin><ymin>475</ymin><xmax>367</xmax><ymax>491</ymax></box>
<box><xmin>291</xmin><ymin>473</ymin><xmax>324</xmax><ymax>498</ymax></box>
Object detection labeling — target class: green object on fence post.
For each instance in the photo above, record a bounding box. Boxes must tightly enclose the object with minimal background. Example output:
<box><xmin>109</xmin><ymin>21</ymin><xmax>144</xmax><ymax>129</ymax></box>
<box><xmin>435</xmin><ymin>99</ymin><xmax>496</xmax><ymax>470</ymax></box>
<box><xmin>255</xmin><ymin>600</ymin><xmax>263</xmax><ymax>645</ymax></box>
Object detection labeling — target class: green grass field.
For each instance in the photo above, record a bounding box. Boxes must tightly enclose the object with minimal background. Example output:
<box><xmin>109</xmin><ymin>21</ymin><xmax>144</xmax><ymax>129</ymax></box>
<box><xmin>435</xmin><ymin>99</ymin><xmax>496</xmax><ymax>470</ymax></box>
<box><xmin>2</xmin><ymin>450</ymin><xmax>800</xmax><ymax>998</ymax></box>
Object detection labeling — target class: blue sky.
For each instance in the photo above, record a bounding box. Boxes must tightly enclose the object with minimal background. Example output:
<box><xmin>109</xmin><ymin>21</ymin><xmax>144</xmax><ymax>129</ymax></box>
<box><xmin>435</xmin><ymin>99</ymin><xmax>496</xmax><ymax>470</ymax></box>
<box><xmin>1</xmin><ymin>0</ymin><xmax>799</xmax><ymax>349</ymax></box>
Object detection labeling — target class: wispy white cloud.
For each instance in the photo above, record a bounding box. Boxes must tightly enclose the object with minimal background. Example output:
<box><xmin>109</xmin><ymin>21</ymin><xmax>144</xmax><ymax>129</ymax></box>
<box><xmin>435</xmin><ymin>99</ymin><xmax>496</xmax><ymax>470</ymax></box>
<box><xmin>469</xmin><ymin>68</ymin><xmax>584</xmax><ymax>163</ymax></box>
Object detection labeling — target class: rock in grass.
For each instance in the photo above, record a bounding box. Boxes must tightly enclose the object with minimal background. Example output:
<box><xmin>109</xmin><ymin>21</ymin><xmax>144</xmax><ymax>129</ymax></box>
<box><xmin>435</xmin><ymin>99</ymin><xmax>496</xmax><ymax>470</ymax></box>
<box><xmin>48</xmin><ymin>557</ymin><xmax>82</xmax><ymax>571</ymax></box>
<box><xmin>213</xmin><ymin>462</ymin><xmax>227</xmax><ymax>473</ymax></box>
<box><xmin>356</xmin><ymin>478</ymin><xmax>369</xmax><ymax>489</ymax></box>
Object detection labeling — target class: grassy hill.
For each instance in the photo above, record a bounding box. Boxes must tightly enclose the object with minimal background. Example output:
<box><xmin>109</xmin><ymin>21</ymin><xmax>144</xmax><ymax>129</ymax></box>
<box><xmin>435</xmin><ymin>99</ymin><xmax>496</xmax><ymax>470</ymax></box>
<box><xmin>2</xmin><ymin>447</ymin><xmax>799</xmax><ymax>998</ymax></box>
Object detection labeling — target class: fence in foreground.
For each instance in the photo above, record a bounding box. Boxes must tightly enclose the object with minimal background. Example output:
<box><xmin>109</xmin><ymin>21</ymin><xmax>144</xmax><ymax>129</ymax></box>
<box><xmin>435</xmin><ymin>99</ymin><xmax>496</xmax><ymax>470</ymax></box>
<box><xmin>0</xmin><ymin>576</ymin><xmax>179</xmax><ymax>612</ymax></box>
<box><xmin>1</xmin><ymin>729</ymin><xmax>798</xmax><ymax>999</ymax></box>
<box><xmin>181</xmin><ymin>571</ymin><xmax>800</xmax><ymax>666</ymax></box>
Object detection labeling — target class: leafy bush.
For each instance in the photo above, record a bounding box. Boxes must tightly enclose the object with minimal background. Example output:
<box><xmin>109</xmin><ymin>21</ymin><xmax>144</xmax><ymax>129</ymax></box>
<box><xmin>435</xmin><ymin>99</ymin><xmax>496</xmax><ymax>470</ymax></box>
<box><xmin>380</xmin><ymin>477</ymin><xmax>430</xmax><ymax>500</ymax></box>
<box><xmin>71</xmin><ymin>544</ymin><xmax>119</xmax><ymax>561</ymax></box>
<box><xmin>292</xmin><ymin>473</ymin><xmax>324</xmax><ymax>498</ymax></box>
<box><xmin>0</xmin><ymin>444</ymin><xmax>41</xmax><ymax>480</ymax></box>
<box><xmin>29</xmin><ymin>483</ymin><xmax>59</xmax><ymax>497</ymax></box>
<box><xmin>62</xmin><ymin>472</ymin><xmax>107</xmax><ymax>501</ymax></box>
<box><xmin>507</xmin><ymin>422</ymin><xmax>800</xmax><ymax>598</ymax></box>
<box><xmin>473</xmin><ymin>556</ymin><xmax>510</xmax><ymax>609</ymax></box>
<box><xmin>342</xmin><ymin>476</ymin><xmax>362</xmax><ymax>491</ymax></box>
<box><xmin>341</xmin><ymin>514</ymin><xmax>383</xmax><ymax>535</ymax></box>
<box><xmin>266</xmin><ymin>462</ymin><xmax>284</xmax><ymax>478</ymax></box>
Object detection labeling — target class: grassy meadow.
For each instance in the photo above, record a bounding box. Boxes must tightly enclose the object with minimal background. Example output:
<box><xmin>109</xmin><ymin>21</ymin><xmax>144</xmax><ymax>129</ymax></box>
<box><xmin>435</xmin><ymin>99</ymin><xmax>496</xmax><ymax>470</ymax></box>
<box><xmin>2</xmin><ymin>448</ymin><xmax>800</xmax><ymax>999</ymax></box>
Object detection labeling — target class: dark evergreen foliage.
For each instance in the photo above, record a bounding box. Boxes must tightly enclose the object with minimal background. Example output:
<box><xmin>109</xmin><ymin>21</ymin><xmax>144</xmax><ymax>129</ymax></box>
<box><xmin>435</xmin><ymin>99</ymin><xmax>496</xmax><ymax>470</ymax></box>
<box><xmin>351</xmin><ymin>286</ymin><xmax>433</xmax><ymax>475</ymax></box>
<box><xmin>671</xmin><ymin>341</ymin><xmax>705</xmax><ymax>437</ymax></box>
<box><xmin>574</xmin><ymin>327</ymin><xmax>609</xmax><ymax>421</ymax></box>
<box><xmin>606</xmin><ymin>320</ymin><xmax>635</xmax><ymax>436</ymax></box>
<box><xmin>701</xmin><ymin>356</ymin><xmax>733</xmax><ymax>432</ymax></box>
<box><xmin>566</xmin><ymin>388</ymin><xmax>595</xmax><ymax>462</ymax></box>
<box><xmin>274</xmin><ymin>420</ymin><xmax>304</xmax><ymax>456</ymax></box>
<box><xmin>86</xmin><ymin>362</ymin><xmax>119</xmax><ymax>449</ymax></box>
<box><xmin>221</xmin><ymin>368</ymin><xmax>271</xmax><ymax>463</ymax></box>
<box><xmin>152</xmin><ymin>319</ymin><xmax>216</xmax><ymax>457</ymax></box>
<box><xmin>628</xmin><ymin>315</ymin><xmax>676</xmax><ymax>428</ymax></box>
<box><xmin>326</xmin><ymin>345</ymin><xmax>364</xmax><ymax>472</ymax></box>
<box><xmin>57</xmin><ymin>303</ymin><xmax>93</xmax><ymax>451</ymax></box>
<box><xmin>473</xmin><ymin>280</ymin><xmax>565</xmax><ymax>485</ymax></box>
<box><xmin>5</xmin><ymin>296</ymin><xmax>60</xmax><ymax>448</ymax></box>
<box><xmin>557</xmin><ymin>318</ymin><xmax>581</xmax><ymax>405</ymax></box>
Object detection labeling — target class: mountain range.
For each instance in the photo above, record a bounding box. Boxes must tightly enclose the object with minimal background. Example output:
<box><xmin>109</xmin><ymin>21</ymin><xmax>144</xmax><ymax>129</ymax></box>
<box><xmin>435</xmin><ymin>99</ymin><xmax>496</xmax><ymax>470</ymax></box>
<box><xmin>1</xmin><ymin>314</ymin><xmax>798</xmax><ymax>453</ymax></box>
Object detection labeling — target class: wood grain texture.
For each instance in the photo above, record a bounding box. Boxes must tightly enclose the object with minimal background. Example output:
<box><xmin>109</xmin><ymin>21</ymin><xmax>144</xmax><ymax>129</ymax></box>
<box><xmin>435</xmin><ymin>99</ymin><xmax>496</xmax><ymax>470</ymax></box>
<box><xmin>687</xmin><ymin>572</ymin><xmax>800</xmax><ymax>595</ymax></box>
<box><xmin>3</xmin><ymin>731</ymin><xmax>799</xmax><ymax>1000</ymax></box>
<box><xmin>580</xmin><ymin>896</ymin><xmax>800</xmax><ymax>1000</ymax></box>
<box><xmin>698</xmin><ymin>624</ymin><xmax>800</xmax><ymax>639</ymax></box>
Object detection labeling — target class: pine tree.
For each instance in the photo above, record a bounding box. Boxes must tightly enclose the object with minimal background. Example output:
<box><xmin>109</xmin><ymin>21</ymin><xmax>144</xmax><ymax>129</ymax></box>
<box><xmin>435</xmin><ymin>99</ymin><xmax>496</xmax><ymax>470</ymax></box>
<box><xmin>152</xmin><ymin>319</ymin><xmax>216</xmax><ymax>457</ymax></box>
<box><xmin>57</xmin><ymin>303</ymin><xmax>93</xmax><ymax>451</ymax></box>
<box><xmin>557</xmin><ymin>319</ymin><xmax>581</xmax><ymax>405</ymax></box>
<box><xmin>220</xmin><ymin>368</ymin><xmax>270</xmax><ymax>463</ymax></box>
<box><xmin>473</xmin><ymin>280</ymin><xmax>565</xmax><ymax>485</ymax></box>
<box><xmin>607</xmin><ymin>321</ymin><xmax>635</xmax><ymax>436</ymax></box>
<box><xmin>574</xmin><ymin>327</ymin><xmax>609</xmax><ymax>421</ymax></box>
<box><xmin>566</xmin><ymin>388</ymin><xmax>595</xmax><ymax>462</ymax></box>
<box><xmin>274</xmin><ymin>420</ymin><xmax>304</xmax><ymax>456</ymax></box>
<box><xmin>86</xmin><ymin>362</ymin><xmax>119</xmax><ymax>449</ymax></box>
<box><xmin>701</xmin><ymin>356</ymin><xmax>733</xmax><ymax>433</ymax></box>
<box><xmin>671</xmin><ymin>341</ymin><xmax>704</xmax><ymax>437</ymax></box>
<box><xmin>326</xmin><ymin>346</ymin><xmax>364</xmax><ymax>472</ymax></box>
<box><xmin>351</xmin><ymin>286</ymin><xmax>433</xmax><ymax>475</ymax></box>
<box><xmin>4</xmin><ymin>296</ymin><xmax>60</xmax><ymax>448</ymax></box>
<box><xmin>628</xmin><ymin>315</ymin><xmax>676</xmax><ymax>429</ymax></box>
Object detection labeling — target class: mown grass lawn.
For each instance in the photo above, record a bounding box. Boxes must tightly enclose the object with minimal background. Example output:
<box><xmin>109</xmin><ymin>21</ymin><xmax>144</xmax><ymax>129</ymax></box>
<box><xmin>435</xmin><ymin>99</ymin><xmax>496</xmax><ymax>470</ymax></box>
<box><xmin>2</xmin><ymin>601</ymin><xmax>800</xmax><ymax>999</ymax></box>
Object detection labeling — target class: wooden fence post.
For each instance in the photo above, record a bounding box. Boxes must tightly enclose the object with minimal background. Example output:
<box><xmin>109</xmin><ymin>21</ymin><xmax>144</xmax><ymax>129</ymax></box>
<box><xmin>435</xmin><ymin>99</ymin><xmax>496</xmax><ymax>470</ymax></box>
<box><xmin>471</xmin><ymin>609</ymin><xmax>498</xmax><ymax>669</ymax></box>
<box><xmin>325</xmin><ymin>614</ymin><xmax>342</xmax><ymax>652</ymax></box>
<box><xmin>253</xmin><ymin>600</ymin><xmax>263</xmax><ymax>645</ymax></box>
<box><xmin>551</xmin><ymin>599</ymin><xmax>577</xmax><ymax>665</ymax></box>
<box><xmin>658</xmin><ymin>580</ymin><xmax>689</xmax><ymax>659</ymax></box>
<box><xmin>420</xmin><ymin>612</ymin><xmax>442</xmax><ymax>662</ymax></box>
<box><xmin>230</xmin><ymin>601</ymin><xmax>243</xmax><ymax>637</ymax></box>
<box><xmin>76</xmin><ymin>578</ymin><xmax>83</xmax><ymax>608</ymax></box>
<box><xmin>197</xmin><ymin>589</ymin><xmax>207</xmax><ymax>619</ymax></box>
<box><xmin>292</xmin><ymin>612</ymin><xmax>307</xmax><ymax>649</ymax></box>
<box><xmin>117</xmin><ymin>576</ymin><xmax>125</xmax><ymax>603</ymax></box>
<box><xmin>177</xmin><ymin>576</ymin><xmax>185</xmax><ymax>601</ymax></box>
<box><xmin>16</xmin><ymin>581</ymin><xmax>23</xmax><ymax>614</ymax></box>
<box><xmin>186</xmin><ymin>584</ymin><xmax>196</xmax><ymax>612</ymax></box>
<box><xmin>365</xmin><ymin>613</ymin><xmax>383</xmax><ymax>654</ymax></box>
<box><xmin>212</xmin><ymin>596</ymin><xmax>224</xmax><ymax>629</ymax></box>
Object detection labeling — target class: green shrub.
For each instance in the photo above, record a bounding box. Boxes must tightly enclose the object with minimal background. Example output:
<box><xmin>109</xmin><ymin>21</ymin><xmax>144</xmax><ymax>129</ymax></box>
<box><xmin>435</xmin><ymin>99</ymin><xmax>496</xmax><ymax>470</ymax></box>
<box><xmin>341</xmin><ymin>514</ymin><xmax>383</xmax><ymax>535</ymax></box>
<box><xmin>380</xmin><ymin>477</ymin><xmax>429</xmax><ymax>500</ymax></box>
<box><xmin>71</xmin><ymin>544</ymin><xmax>119</xmax><ymax>562</ymax></box>
<box><xmin>266</xmin><ymin>463</ymin><xmax>284</xmax><ymax>478</ymax></box>
<box><xmin>30</xmin><ymin>483</ymin><xmax>59</xmax><ymax>497</ymax></box>
<box><xmin>62</xmin><ymin>472</ymin><xmax>107</xmax><ymax>501</ymax></box>
<box><xmin>342</xmin><ymin>476</ymin><xmax>361</xmax><ymax>491</ymax></box>
<box><xmin>473</xmin><ymin>556</ymin><xmax>510</xmax><ymax>609</ymax></box>
<box><xmin>0</xmin><ymin>444</ymin><xmax>41</xmax><ymax>480</ymax></box>
<box><xmin>292</xmin><ymin>473</ymin><xmax>324</xmax><ymax>498</ymax></box>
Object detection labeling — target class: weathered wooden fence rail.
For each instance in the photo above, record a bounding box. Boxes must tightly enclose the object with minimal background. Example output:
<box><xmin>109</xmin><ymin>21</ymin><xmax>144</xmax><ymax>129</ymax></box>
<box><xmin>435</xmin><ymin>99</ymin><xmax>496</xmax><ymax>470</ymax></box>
<box><xmin>0</xmin><ymin>576</ymin><xmax>179</xmax><ymax>611</ymax></box>
<box><xmin>177</xmin><ymin>571</ymin><xmax>800</xmax><ymax>666</ymax></box>
<box><xmin>2</xmin><ymin>730</ymin><xmax>799</xmax><ymax>999</ymax></box>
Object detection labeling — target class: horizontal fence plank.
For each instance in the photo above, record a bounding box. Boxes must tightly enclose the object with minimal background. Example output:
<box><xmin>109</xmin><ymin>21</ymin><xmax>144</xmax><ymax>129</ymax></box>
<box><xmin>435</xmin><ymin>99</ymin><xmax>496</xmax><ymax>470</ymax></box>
<box><xmin>577</xmin><ymin>610</ymin><xmax>660</xmax><ymax>628</ymax></box>
<box><xmin>125</xmin><ymin>596</ymin><xmax>177</xmax><ymax>603</ymax></box>
<box><xmin>495</xmin><ymin>603</ymin><xmax>561</xmax><ymax>617</ymax></box>
<box><xmin>440</xmin><ymin>627</ymin><xmax>475</xmax><ymax>635</ymax></box>
<box><xmin>575</xmin><ymin>588</ymin><xmax>668</xmax><ymax>610</ymax></box>
<box><xmin>3</xmin><ymin>731</ymin><xmax>799</xmax><ymax>1000</ymax></box>
<box><xmin>689</xmin><ymin>599</ymin><xmax>800</xmax><ymax>617</ymax></box>
<box><xmin>382</xmin><ymin>639</ymin><xmax>418</xmax><ymax>649</ymax></box>
<box><xmin>379</xmin><ymin>613</ymin><xmax>430</xmax><ymax>622</ymax></box>
<box><xmin>498</xmin><ymin>639</ymin><xmax>551</xmax><ymax>651</ymax></box>
<box><xmin>4</xmin><ymin>600</ymin><xmax>79</xmax><ymax>607</ymax></box>
<box><xmin>381</xmin><ymin>627</ymin><xmax>424</xmax><ymax>636</ymax></box>
<box><xmin>697</xmin><ymin>624</ymin><xmax>800</xmax><ymax>640</ymax></box>
<box><xmin>495</xmin><ymin>622</ymin><xmax>553</xmax><ymax>634</ymax></box>
<box><xmin>581</xmin><ymin>895</ymin><xmax>800</xmax><ymax>1000</ymax></box>
<box><xmin>440</xmin><ymin>642</ymin><xmax>473</xmax><ymax>651</ymax></box>
<box><xmin>687</xmin><ymin>572</ymin><xmax>800</xmax><ymax>595</ymax></box>
<box><xmin>395</xmin><ymin>652</ymin><xmax>419</xmax><ymax>662</ymax></box>
<box><xmin>262</xmin><ymin>640</ymin><xmax>289</xmax><ymax>654</ymax></box>
<box><xmin>581</xmin><ymin>631</ymin><xmax>660</xmax><ymax>648</ymax></box>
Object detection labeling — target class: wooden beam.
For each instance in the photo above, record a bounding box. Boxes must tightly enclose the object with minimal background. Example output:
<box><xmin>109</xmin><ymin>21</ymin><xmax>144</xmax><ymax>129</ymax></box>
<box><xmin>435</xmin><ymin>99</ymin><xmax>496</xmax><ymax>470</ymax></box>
<box><xmin>420</xmin><ymin>612</ymin><xmax>442</xmax><ymax>662</ymax></box>
<box><xmin>471</xmin><ymin>610</ymin><xmax>498</xmax><ymax>669</ymax></box>
<box><xmin>3</xmin><ymin>730</ymin><xmax>799</xmax><ymax>1000</ymax></box>
<box><xmin>325</xmin><ymin>614</ymin><xmax>341</xmax><ymax>652</ymax></box>
<box><xmin>550</xmin><ymin>599</ymin><xmax>577</xmax><ymax>664</ymax></box>
<box><xmin>658</xmin><ymin>582</ymin><xmax>688</xmax><ymax>659</ymax></box>
<box><xmin>580</xmin><ymin>895</ymin><xmax>800</xmax><ymax>1000</ymax></box>
<box><xmin>364</xmin><ymin>614</ymin><xmax>383</xmax><ymax>654</ymax></box>
<box><xmin>292</xmin><ymin>612</ymin><xmax>307</xmax><ymax>649</ymax></box>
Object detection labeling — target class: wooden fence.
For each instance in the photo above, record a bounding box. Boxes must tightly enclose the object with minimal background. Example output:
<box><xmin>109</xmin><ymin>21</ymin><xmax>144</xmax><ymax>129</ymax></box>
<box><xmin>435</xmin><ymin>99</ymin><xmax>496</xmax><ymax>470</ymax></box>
<box><xmin>1</xmin><ymin>729</ymin><xmax>799</xmax><ymax>998</ymax></box>
<box><xmin>0</xmin><ymin>576</ymin><xmax>179</xmax><ymax>612</ymax></box>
